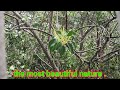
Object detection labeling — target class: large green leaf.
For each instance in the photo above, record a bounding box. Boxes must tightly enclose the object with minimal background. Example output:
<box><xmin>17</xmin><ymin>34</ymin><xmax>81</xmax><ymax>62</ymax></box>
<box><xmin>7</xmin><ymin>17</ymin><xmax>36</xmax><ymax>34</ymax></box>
<box><xmin>48</xmin><ymin>38</ymin><xmax>56</xmax><ymax>49</ymax></box>
<box><xmin>54</xmin><ymin>42</ymin><xmax>62</xmax><ymax>50</ymax></box>
<box><xmin>51</xmin><ymin>42</ymin><xmax>62</xmax><ymax>52</ymax></box>
<box><xmin>48</xmin><ymin>38</ymin><xmax>58</xmax><ymax>52</ymax></box>
<box><xmin>58</xmin><ymin>46</ymin><xmax>66</xmax><ymax>56</ymax></box>
<box><xmin>49</xmin><ymin>44</ymin><xmax>56</xmax><ymax>52</ymax></box>
<box><xmin>67</xmin><ymin>31</ymin><xmax>76</xmax><ymax>36</ymax></box>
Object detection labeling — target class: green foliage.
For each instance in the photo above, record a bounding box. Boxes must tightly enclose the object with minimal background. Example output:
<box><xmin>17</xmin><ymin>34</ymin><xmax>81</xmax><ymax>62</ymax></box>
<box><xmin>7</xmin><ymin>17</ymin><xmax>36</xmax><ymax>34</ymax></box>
<box><xmin>48</xmin><ymin>28</ymin><xmax>76</xmax><ymax>56</ymax></box>
<box><xmin>5</xmin><ymin>11</ymin><xmax>120</xmax><ymax>79</ymax></box>
<box><xmin>67</xmin><ymin>31</ymin><xmax>76</xmax><ymax>36</ymax></box>
<box><xmin>48</xmin><ymin>38</ymin><xmax>57</xmax><ymax>51</ymax></box>
<box><xmin>67</xmin><ymin>43</ymin><xmax>74</xmax><ymax>53</ymax></box>
<box><xmin>58</xmin><ymin>45</ymin><xmax>66</xmax><ymax>56</ymax></box>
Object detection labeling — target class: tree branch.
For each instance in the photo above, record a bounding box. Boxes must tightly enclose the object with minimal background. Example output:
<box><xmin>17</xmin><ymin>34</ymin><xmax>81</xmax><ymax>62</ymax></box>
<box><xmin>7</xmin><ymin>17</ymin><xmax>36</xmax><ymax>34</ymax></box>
<box><xmin>93</xmin><ymin>48</ymin><xmax>120</xmax><ymax>62</ymax></box>
<box><xmin>12</xmin><ymin>11</ymin><xmax>59</xmax><ymax>71</ymax></box>
<box><xmin>20</xmin><ymin>27</ymin><xmax>53</xmax><ymax>36</ymax></box>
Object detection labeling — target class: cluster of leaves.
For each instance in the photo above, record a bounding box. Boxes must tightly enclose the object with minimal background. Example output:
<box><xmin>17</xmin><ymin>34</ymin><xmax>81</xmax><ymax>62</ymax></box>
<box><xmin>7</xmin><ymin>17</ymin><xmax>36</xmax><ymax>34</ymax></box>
<box><xmin>48</xmin><ymin>27</ymin><xmax>76</xmax><ymax>56</ymax></box>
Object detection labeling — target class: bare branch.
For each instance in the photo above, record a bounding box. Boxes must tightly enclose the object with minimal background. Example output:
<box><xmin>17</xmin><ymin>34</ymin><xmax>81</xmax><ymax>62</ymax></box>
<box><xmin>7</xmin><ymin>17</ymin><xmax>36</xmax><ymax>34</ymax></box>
<box><xmin>12</xmin><ymin>11</ymin><xmax>59</xmax><ymax>71</ymax></box>
<box><xmin>20</xmin><ymin>27</ymin><xmax>53</xmax><ymax>36</ymax></box>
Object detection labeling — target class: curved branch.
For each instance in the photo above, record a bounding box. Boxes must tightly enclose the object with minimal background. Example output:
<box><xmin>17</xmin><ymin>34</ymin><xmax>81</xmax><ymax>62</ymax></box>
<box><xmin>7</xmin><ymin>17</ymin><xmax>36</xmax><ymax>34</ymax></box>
<box><xmin>20</xmin><ymin>27</ymin><xmax>53</xmax><ymax>36</ymax></box>
<box><xmin>11</xmin><ymin>11</ymin><xmax>59</xmax><ymax>71</ymax></box>
<box><xmin>93</xmin><ymin>48</ymin><xmax>120</xmax><ymax>62</ymax></box>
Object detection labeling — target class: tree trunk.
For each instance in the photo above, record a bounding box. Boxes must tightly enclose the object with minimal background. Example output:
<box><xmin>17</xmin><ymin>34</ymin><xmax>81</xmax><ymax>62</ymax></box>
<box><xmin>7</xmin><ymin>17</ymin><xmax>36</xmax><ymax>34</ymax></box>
<box><xmin>0</xmin><ymin>11</ymin><xmax>7</xmax><ymax>79</ymax></box>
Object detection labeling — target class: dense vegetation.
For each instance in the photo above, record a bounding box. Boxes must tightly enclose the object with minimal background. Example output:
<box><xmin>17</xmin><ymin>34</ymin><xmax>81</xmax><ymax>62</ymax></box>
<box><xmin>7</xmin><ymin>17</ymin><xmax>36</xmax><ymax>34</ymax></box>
<box><xmin>5</xmin><ymin>11</ymin><xmax>120</xmax><ymax>79</ymax></box>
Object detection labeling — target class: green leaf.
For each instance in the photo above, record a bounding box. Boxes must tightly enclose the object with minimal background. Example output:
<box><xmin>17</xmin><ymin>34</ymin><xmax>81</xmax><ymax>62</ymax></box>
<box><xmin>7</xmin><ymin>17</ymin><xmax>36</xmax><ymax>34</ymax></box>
<box><xmin>56</xmin><ymin>31</ymin><xmax>61</xmax><ymax>34</ymax></box>
<box><xmin>54</xmin><ymin>42</ymin><xmax>62</xmax><ymax>50</ymax></box>
<box><xmin>50</xmin><ymin>44</ymin><xmax>55</xmax><ymax>52</ymax></box>
<box><xmin>48</xmin><ymin>38</ymin><xmax>56</xmax><ymax>49</ymax></box>
<box><xmin>67</xmin><ymin>43</ymin><xmax>74</xmax><ymax>53</ymax></box>
<box><xmin>72</xmin><ymin>41</ymin><xmax>77</xmax><ymax>49</ymax></box>
<box><xmin>67</xmin><ymin>31</ymin><xmax>76</xmax><ymax>36</ymax></box>
<box><xmin>49</xmin><ymin>38</ymin><xmax>58</xmax><ymax>52</ymax></box>
<box><xmin>58</xmin><ymin>46</ymin><xmax>66</xmax><ymax>56</ymax></box>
